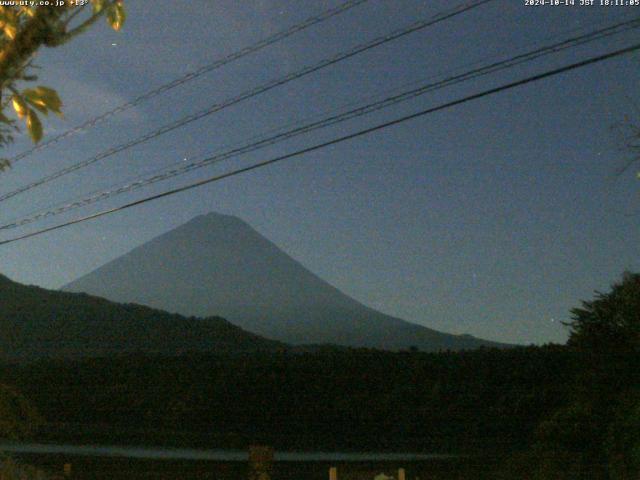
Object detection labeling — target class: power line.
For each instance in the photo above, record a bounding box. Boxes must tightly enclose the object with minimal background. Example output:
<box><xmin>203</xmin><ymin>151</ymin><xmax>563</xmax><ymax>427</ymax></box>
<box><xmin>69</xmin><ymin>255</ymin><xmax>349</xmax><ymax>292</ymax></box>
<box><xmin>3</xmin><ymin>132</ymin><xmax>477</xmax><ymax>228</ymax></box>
<box><xmin>1</xmin><ymin>41</ymin><xmax>637</xmax><ymax>246</ymax></box>
<box><xmin>5</xmin><ymin>0</ymin><xmax>370</xmax><ymax>166</ymax></box>
<box><xmin>3</xmin><ymin>15</ymin><xmax>638</xmax><ymax>230</ymax></box>
<box><xmin>0</xmin><ymin>0</ymin><xmax>493</xmax><ymax>204</ymax></box>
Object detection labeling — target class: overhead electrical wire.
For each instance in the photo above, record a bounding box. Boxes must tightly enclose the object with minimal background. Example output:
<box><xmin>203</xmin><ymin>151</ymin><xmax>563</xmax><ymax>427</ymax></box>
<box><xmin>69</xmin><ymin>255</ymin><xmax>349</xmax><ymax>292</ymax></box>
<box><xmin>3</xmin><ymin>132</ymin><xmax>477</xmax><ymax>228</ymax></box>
<box><xmin>0</xmin><ymin>0</ymin><xmax>493</xmax><ymax>204</ymax></box>
<box><xmin>5</xmin><ymin>0</ymin><xmax>371</xmax><ymax>166</ymax></box>
<box><xmin>1</xmin><ymin>41</ymin><xmax>638</xmax><ymax>246</ymax></box>
<box><xmin>2</xmin><ymin>15</ymin><xmax>638</xmax><ymax>231</ymax></box>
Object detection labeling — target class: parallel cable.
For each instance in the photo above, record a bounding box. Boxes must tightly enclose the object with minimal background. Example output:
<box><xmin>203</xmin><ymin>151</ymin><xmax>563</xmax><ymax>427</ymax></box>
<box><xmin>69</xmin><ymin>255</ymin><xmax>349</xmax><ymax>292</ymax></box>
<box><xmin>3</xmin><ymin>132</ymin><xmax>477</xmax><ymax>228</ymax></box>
<box><xmin>0</xmin><ymin>0</ymin><xmax>493</xmax><ymax>204</ymax></box>
<box><xmin>2</xmin><ymin>16</ymin><xmax>638</xmax><ymax>230</ymax></box>
<box><xmin>1</xmin><ymin>41</ymin><xmax>638</xmax><ymax>246</ymax></box>
<box><xmin>5</xmin><ymin>0</ymin><xmax>370</xmax><ymax>166</ymax></box>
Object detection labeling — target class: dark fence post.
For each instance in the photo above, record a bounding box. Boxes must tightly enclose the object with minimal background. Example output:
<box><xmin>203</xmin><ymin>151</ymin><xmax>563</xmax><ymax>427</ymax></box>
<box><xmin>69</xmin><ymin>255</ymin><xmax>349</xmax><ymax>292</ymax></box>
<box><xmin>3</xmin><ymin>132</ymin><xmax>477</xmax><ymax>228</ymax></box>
<box><xmin>248</xmin><ymin>445</ymin><xmax>274</xmax><ymax>480</ymax></box>
<box><xmin>329</xmin><ymin>466</ymin><xmax>337</xmax><ymax>480</ymax></box>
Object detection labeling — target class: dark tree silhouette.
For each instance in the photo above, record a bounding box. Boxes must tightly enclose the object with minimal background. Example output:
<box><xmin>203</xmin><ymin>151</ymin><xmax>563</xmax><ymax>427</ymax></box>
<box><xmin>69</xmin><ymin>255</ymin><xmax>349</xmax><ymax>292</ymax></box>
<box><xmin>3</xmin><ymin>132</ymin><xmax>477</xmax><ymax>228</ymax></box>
<box><xmin>565</xmin><ymin>272</ymin><xmax>640</xmax><ymax>354</ymax></box>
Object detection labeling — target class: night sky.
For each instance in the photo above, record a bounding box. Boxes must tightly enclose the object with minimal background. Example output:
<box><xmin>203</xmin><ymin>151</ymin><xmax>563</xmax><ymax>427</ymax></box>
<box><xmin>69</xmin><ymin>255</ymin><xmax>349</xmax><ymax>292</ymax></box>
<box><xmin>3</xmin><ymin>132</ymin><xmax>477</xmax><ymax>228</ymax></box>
<box><xmin>0</xmin><ymin>0</ymin><xmax>638</xmax><ymax>345</ymax></box>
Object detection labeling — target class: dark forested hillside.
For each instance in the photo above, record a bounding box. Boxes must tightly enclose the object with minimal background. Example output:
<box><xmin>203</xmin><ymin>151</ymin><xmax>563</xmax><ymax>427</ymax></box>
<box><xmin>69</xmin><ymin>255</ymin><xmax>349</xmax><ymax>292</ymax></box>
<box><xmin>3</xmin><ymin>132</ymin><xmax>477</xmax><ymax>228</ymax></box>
<box><xmin>2</xmin><ymin>272</ymin><xmax>638</xmax><ymax>478</ymax></box>
<box><xmin>0</xmin><ymin>346</ymin><xmax>579</xmax><ymax>453</ymax></box>
<box><xmin>0</xmin><ymin>274</ymin><xmax>282</xmax><ymax>361</ymax></box>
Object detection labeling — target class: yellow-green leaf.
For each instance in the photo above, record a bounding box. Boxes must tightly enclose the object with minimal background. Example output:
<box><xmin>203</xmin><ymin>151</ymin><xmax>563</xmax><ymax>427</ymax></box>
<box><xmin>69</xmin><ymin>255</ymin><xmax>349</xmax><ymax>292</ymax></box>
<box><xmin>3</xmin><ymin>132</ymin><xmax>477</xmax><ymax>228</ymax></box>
<box><xmin>3</xmin><ymin>23</ymin><xmax>16</xmax><ymax>40</ymax></box>
<box><xmin>26</xmin><ymin>109</ymin><xmax>43</xmax><ymax>143</ymax></box>
<box><xmin>107</xmin><ymin>2</ymin><xmax>126</xmax><ymax>31</ymax></box>
<box><xmin>18</xmin><ymin>6</ymin><xmax>36</xmax><ymax>17</ymax></box>
<box><xmin>23</xmin><ymin>89</ymin><xmax>49</xmax><ymax>115</ymax></box>
<box><xmin>25</xmin><ymin>100</ymin><xmax>48</xmax><ymax>115</ymax></box>
<box><xmin>32</xmin><ymin>86</ymin><xmax>63</xmax><ymax>116</ymax></box>
<box><xmin>11</xmin><ymin>95</ymin><xmax>28</xmax><ymax>119</ymax></box>
<box><xmin>91</xmin><ymin>0</ymin><xmax>106</xmax><ymax>14</ymax></box>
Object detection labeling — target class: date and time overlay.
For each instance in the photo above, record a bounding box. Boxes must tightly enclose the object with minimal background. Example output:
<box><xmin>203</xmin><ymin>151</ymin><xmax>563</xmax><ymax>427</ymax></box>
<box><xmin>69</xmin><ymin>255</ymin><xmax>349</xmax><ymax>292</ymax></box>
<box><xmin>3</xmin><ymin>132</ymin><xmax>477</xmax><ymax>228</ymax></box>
<box><xmin>525</xmin><ymin>0</ymin><xmax>640</xmax><ymax>6</ymax></box>
<box><xmin>1</xmin><ymin>0</ymin><xmax>638</xmax><ymax>8</ymax></box>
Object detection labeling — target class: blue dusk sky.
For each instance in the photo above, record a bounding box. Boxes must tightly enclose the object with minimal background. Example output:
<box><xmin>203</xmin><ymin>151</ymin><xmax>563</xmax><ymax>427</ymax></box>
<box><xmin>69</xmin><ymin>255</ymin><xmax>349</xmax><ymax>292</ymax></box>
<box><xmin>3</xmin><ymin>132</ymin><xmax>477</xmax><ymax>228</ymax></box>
<box><xmin>0</xmin><ymin>0</ymin><xmax>638</xmax><ymax>344</ymax></box>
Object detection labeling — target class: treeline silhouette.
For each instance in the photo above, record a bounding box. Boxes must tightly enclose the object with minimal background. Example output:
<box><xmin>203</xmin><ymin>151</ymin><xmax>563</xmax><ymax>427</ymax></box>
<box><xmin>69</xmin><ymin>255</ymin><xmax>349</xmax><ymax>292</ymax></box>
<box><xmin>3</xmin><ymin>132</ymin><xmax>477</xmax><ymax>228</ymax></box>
<box><xmin>0</xmin><ymin>273</ymin><xmax>282</xmax><ymax>361</ymax></box>
<box><xmin>0</xmin><ymin>272</ymin><xmax>637</xmax><ymax>479</ymax></box>
<box><xmin>4</xmin><ymin>342</ymin><xmax>637</xmax><ymax>478</ymax></box>
<box><xmin>0</xmin><ymin>346</ymin><xmax>579</xmax><ymax>453</ymax></box>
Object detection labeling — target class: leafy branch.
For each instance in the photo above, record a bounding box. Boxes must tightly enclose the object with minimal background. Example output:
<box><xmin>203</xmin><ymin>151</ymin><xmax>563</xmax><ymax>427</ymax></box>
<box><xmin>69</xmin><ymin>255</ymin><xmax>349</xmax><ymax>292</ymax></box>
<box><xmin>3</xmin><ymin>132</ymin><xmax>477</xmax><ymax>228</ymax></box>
<box><xmin>0</xmin><ymin>0</ymin><xmax>125</xmax><ymax>165</ymax></box>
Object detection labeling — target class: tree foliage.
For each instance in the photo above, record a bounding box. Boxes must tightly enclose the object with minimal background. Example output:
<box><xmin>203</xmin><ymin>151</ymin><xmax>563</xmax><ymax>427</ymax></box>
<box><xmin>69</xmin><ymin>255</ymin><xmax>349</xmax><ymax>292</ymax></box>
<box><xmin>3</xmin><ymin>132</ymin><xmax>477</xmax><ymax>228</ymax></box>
<box><xmin>0</xmin><ymin>346</ymin><xmax>578</xmax><ymax>455</ymax></box>
<box><xmin>0</xmin><ymin>8</ymin><xmax>126</xmax><ymax>475</ymax></box>
<box><xmin>565</xmin><ymin>271</ymin><xmax>640</xmax><ymax>353</ymax></box>
<box><xmin>0</xmin><ymin>0</ymin><xmax>125</xmax><ymax>165</ymax></box>
<box><xmin>0</xmin><ymin>457</ymin><xmax>47</xmax><ymax>480</ymax></box>
<box><xmin>505</xmin><ymin>272</ymin><xmax>640</xmax><ymax>479</ymax></box>
<box><xmin>0</xmin><ymin>383</ymin><xmax>41</xmax><ymax>440</ymax></box>
<box><xmin>605</xmin><ymin>389</ymin><xmax>640</xmax><ymax>480</ymax></box>
<box><xmin>0</xmin><ymin>385</ymin><xmax>44</xmax><ymax>479</ymax></box>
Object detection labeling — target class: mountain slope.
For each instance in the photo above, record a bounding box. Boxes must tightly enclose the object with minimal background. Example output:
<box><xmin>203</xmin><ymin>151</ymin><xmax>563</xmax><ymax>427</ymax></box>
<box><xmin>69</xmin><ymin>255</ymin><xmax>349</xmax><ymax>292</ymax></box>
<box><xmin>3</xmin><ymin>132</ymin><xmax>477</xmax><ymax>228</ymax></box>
<box><xmin>64</xmin><ymin>213</ymin><xmax>507</xmax><ymax>351</ymax></box>
<box><xmin>0</xmin><ymin>273</ymin><xmax>283</xmax><ymax>361</ymax></box>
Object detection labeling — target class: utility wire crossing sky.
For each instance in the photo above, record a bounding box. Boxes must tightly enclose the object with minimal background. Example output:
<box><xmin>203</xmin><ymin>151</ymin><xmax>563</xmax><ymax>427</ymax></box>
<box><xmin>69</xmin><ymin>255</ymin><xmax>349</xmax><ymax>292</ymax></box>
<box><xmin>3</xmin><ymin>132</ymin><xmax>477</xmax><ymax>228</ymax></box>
<box><xmin>0</xmin><ymin>0</ymin><xmax>637</xmax><ymax>345</ymax></box>
<box><xmin>1</xmin><ymin>14</ymin><xmax>638</xmax><ymax>231</ymax></box>
<box><xmin>0</xmin><ymin>0</ymin><xmax>491</xmax><ymax>204</ymax></box>
<box><xmin>1</xmin><ymin>38</ymin><xmax>639</xmax><ymax>246</ymax></box>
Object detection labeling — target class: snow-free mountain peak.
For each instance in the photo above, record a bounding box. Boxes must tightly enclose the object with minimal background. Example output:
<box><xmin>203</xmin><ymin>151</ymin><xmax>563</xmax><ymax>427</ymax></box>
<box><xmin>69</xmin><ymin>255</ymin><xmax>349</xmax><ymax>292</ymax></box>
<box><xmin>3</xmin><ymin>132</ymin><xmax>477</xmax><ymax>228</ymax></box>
<box><xmin>63</xmin><ymin>213</ymin><xmax>507</xmax><ymax>351</ymax></box>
